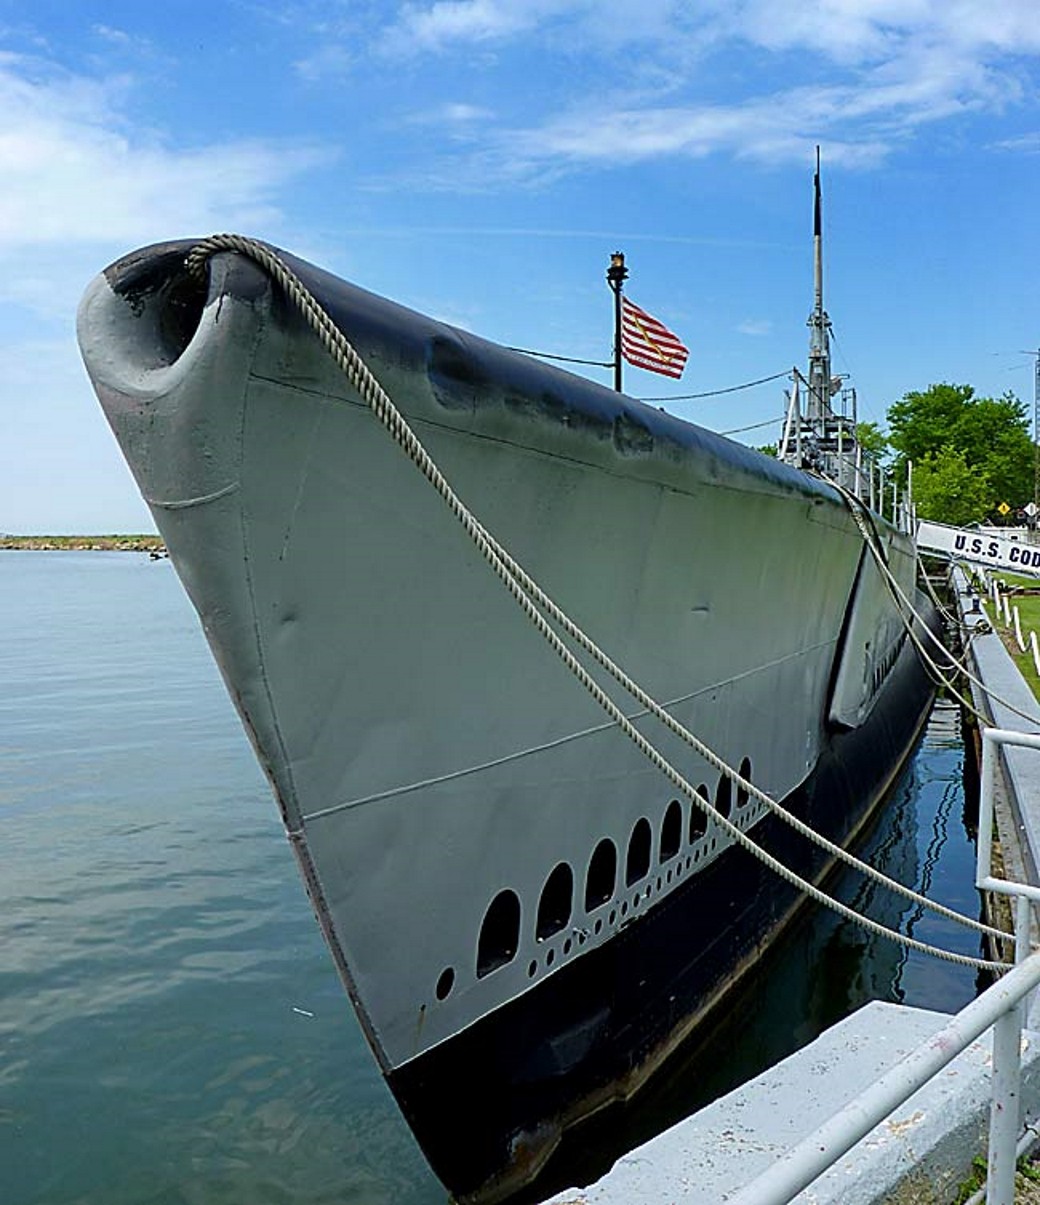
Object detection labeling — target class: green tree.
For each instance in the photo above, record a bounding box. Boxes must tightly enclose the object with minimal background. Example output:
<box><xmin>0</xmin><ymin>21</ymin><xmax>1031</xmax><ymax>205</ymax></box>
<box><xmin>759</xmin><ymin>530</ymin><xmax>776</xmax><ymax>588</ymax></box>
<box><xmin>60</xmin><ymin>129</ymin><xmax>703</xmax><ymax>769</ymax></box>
<box><xmin>855</xmin><ymin>420</ymin><xmax>888</xmax><ymax>464</ymax></box>
<box><xmin>911</xmin><ymin>445</ymin><xmax>992</xmax><ymax>526</ymax></box>
<box><xmin>955</xmin><ymin>394</ymin><xmax>1034</xmax><ymax>511</ymax></box>
<box><xmin>887</xmin><ymin>384</ymin><xmax>974</xmax><ymax>465</ymax></box>
<box><xmin>887</xmin><ymin>383</ymin><xmax>1034</xmax><ymax>519</ymax></box>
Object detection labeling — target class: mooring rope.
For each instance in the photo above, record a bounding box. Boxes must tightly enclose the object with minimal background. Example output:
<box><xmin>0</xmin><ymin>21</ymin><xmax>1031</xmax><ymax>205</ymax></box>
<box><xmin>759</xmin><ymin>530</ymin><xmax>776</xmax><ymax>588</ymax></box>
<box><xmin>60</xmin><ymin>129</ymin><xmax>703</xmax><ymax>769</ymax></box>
<box><xmin>184</xmin><ymin>235</ymin><xmax>1012</xmax><ymax>969</ymax></box>
<box><xmin>830</xmin><ymin>492</ymin><xmax>980</xmax><ymax>711</ymax></box>
<box><xmin>918</xmin><ymin>557</ymin><xmax>968</xmax><ymax>632</ymax></box>
<box><xmin>825</xmin><ymin>482</ymin><xmax>999</xmax><ymax>724</ymax></box>
<box><xmin>825</xmin><ymin>476</ymin><xmax>1040</xmax><ymax>731</ymax></box>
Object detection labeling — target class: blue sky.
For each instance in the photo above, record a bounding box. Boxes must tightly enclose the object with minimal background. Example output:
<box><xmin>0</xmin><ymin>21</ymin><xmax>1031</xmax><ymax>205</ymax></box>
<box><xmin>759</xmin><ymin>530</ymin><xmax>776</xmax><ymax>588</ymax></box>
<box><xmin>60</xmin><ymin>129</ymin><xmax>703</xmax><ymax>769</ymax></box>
<box><xmin>2</xmin><ymin>0</ymin><xmax>1040</xmax><ymax>532</ymax></box>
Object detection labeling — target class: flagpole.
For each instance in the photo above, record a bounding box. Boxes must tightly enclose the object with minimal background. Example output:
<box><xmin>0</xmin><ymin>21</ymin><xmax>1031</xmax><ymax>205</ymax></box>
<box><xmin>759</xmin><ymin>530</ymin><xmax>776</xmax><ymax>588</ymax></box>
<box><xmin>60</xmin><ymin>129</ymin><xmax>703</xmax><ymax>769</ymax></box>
<box><xmin>606</xmin><ymin>251</ymin><xmax>628</xmax><ymax>392</ymax></box>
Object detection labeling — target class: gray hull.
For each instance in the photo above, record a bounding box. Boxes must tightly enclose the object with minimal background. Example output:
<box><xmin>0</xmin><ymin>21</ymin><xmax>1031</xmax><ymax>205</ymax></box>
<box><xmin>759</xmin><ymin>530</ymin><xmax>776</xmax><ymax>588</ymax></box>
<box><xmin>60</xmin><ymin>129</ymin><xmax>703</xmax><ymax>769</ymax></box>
<box><xmin>78</xmin><ymin>240</ymin><xmax>934</xmax><ymax>1200</ymax></box>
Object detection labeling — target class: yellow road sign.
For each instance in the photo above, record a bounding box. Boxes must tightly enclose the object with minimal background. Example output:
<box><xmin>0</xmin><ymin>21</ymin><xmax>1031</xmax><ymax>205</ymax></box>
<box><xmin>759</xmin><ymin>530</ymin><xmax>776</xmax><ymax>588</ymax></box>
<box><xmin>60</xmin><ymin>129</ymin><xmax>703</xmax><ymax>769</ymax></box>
<box><xmin>998</xmin><ymin>502</ymin><xmax>1011</xmax><ymax>516</ymax></box>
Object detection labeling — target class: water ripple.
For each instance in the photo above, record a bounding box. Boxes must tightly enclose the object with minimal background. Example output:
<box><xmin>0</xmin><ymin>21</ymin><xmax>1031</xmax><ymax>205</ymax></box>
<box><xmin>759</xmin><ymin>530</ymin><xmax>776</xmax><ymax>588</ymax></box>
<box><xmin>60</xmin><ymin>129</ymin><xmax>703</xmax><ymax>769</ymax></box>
<box><xmin>0</xmin><ymin>555</ymin><xmax>440</xmax><ymax>1205</ymax></box>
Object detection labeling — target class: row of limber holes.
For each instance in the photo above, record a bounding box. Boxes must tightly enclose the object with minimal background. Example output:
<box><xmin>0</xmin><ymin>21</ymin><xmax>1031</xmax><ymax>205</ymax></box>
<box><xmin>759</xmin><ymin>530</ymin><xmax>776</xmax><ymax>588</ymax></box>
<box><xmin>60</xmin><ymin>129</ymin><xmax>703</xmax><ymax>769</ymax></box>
<box><xmin>432</xmin><ymin>757</ymin><xmax>753</xmax><ymax>1003</ymax></box>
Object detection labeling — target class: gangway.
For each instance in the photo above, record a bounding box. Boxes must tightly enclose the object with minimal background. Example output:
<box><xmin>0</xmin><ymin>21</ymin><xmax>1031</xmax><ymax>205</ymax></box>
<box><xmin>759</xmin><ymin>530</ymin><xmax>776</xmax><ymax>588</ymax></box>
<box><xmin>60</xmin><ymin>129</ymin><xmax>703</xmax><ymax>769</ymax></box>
<box><xmin>916</xmin><ymin>518</ymin><xmax>1040</xmax><ymax>579</ymax></box>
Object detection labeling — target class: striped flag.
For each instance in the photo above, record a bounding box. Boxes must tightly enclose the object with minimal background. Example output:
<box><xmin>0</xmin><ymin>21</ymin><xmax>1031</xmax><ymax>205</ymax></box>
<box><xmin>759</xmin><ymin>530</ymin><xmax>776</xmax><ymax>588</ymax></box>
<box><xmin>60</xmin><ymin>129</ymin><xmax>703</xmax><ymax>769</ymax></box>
<box><xmin>620</xmin><ymin>296</ymin><xmax>689</xmax><ymax>379</ymax></box>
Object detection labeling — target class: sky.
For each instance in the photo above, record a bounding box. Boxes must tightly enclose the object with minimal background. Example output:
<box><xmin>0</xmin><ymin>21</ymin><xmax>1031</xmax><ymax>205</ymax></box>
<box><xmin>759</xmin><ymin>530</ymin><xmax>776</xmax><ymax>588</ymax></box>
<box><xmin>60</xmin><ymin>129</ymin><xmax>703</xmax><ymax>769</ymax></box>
<box><xmin>2</xmin><ymin>0</ymin><xmax>1040</xmax><ymax>533</ymax></box>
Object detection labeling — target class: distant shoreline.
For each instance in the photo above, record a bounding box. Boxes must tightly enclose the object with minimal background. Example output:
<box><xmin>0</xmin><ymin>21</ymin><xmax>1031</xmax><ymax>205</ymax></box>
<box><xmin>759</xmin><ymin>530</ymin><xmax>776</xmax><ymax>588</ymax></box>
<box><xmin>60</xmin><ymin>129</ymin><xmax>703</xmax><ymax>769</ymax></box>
<box><xmin>0</xmin><ymin>535</ymin><xmax>166</xmax><ymax>553</ymax></box>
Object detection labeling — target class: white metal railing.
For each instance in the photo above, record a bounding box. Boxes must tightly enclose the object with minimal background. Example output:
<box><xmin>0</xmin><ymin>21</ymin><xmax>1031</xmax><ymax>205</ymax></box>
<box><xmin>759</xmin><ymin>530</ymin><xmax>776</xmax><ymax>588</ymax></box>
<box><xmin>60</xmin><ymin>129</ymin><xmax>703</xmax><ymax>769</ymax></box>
<box><xmin>726</xmin><ymin>955</ymin><xmax>1040</xmax><ymax>1205</ymax></box>
<box><xmin>727</xmin><ymin>727</ymin><xmax>1040</xmax><ymax>1205</ymax></box>
<box><xmin>975</xmin><ymin>726</ymin><xmax>1040</xmax><ymax>1203</ymax></box>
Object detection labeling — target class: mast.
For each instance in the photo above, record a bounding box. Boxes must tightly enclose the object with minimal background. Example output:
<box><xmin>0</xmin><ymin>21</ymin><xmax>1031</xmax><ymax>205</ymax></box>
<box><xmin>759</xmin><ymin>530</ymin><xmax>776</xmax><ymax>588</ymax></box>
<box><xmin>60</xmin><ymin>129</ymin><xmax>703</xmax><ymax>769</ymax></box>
<box><xmin>781</xmin><ymin>147</ymin><xmax>873</xmax><ymax>503</ymax></box>
<box><xmin>806</xmin><ymin>145</ymin><xmax>833</xmax><ymax>422</ymax></box>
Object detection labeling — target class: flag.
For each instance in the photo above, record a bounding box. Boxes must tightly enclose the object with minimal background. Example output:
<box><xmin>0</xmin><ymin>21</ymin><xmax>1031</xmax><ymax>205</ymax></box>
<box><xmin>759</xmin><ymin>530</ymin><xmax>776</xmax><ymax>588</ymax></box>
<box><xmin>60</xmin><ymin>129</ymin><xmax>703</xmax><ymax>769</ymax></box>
<box><xmin>620</xmin><ymin>296</ymin><xmax>689</xmax><ymax>379</ymax></box>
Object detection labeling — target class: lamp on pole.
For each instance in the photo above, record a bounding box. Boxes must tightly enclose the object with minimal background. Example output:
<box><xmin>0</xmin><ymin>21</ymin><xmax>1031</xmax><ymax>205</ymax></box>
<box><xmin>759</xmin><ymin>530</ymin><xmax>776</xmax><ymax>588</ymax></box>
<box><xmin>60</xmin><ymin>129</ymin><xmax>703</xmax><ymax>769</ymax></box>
<box><xmin>606</xmin><ymin>251</ymin><xmax>628</xmax><ymax>393</ymax></box>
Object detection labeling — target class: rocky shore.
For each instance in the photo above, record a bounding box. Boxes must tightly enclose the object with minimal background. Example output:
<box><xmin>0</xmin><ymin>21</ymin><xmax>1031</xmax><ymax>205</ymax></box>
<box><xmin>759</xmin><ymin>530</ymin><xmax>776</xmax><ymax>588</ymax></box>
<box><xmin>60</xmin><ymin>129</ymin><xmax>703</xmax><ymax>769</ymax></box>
<box><xmin>1</xmin><ymin>535</ymin><xmax>167</xmax><ymax>553</ymax></box>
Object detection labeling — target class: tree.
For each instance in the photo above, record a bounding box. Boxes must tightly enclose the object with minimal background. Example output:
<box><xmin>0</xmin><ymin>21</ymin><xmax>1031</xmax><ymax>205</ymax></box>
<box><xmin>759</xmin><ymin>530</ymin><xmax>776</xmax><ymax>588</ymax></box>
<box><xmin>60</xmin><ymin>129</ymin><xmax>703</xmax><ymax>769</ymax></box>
<box><xmin>855</xmin><ymin>420</ymin><xmax>888</xmax><ymax>465</ymax></box>
<box><xmin>910</xmin><ymin>445</ymin><xmax>992</xmax><ymax>527</ymax></box>
<box><xmin>887</xmin><ymin>384</ymin><xmax>974</xmax><ymax>466</ymax></box>
<box><xmin>887</xmin><ymin>383</ymin><xmax>1034</xmax><ymax>519</ymax></box>
<box><xmin>955</xmin><ymin>394</ymin><xmax>1034</xmax><ymax>510</ymax></box>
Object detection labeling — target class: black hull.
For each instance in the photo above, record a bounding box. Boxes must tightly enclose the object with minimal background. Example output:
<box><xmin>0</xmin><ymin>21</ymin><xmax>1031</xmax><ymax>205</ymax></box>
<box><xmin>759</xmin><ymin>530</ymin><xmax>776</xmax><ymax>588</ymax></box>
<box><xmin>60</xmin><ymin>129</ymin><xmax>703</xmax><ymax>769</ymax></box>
<box><xmin>388</xmin><ymin>623</ymin><xmax>938</xmax><ymax>1203</ymax></box>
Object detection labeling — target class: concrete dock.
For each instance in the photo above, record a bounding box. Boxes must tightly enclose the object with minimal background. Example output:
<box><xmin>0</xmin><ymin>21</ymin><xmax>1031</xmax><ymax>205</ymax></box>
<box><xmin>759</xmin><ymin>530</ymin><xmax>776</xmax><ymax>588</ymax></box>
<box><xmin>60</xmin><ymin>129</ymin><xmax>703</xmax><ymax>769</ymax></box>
<box><xmin>544</xmin><ymin>1002</ymin><xmax>1040</xmax><ymax>1204</ymax></box>
<box><xmin>543</xmin><ymin>567</ymin><xmax>1040</xmax><ymax>1205</ymax></box>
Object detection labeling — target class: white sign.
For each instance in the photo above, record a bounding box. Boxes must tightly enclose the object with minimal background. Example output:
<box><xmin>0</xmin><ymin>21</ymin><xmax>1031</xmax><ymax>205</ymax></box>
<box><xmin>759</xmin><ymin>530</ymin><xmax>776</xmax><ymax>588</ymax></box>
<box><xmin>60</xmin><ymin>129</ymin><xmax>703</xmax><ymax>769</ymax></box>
<box><xmin>916</xmin><ymin>519</ymin><xmax>1040</xmax><ymax>577</ymax></box>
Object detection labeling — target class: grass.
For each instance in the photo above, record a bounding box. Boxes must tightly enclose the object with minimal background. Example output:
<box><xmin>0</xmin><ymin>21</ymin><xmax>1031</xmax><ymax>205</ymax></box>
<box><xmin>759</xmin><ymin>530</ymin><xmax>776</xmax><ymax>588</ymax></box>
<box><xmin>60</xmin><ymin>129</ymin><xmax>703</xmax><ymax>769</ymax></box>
<box><xmin>984</xmin><ymin>574</ymin><xmax>1040</xmax><ymax>701</ymax></box>
<box><xmin>948</xmin><ymin>1155</ymin><xmax>1040</xmax><ymax>1204</ymax></box>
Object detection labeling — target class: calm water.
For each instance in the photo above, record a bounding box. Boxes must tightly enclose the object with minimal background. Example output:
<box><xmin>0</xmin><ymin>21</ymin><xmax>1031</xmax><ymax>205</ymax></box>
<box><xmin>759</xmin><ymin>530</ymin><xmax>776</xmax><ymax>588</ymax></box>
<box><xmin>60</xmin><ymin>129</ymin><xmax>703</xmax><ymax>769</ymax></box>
<box><xmin>1</xmin><ymin>553</ymin><xmax>981</xmax><ymax>1205</ymax></box>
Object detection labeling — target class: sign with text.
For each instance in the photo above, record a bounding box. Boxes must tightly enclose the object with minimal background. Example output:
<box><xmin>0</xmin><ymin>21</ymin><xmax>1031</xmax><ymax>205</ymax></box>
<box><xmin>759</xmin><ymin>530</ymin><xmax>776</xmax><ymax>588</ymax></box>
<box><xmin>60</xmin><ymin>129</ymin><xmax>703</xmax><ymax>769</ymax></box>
<box><xmin>917</xmin><ymin>519</ymin><xmax>1040</xmax><ymax>577</ymax></box>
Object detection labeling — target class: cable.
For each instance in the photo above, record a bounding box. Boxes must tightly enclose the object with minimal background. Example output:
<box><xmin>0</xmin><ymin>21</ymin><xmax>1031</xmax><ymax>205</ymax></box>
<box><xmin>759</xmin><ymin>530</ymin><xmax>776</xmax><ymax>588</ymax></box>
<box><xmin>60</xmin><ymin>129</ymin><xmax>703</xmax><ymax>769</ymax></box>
<box><xmin>719</xmin><ymin>416</ymin><xmax>786</xmax><ymax>437</ymax></box>
<box><xmin>504</xmin><ymin>346</ymin><xmax>614</xmax><ymax>368</ymax></box>
<box><xmin>638</xmin><ymin>369</ymin><xmax>791</xmax><ymax>403</ymax></box>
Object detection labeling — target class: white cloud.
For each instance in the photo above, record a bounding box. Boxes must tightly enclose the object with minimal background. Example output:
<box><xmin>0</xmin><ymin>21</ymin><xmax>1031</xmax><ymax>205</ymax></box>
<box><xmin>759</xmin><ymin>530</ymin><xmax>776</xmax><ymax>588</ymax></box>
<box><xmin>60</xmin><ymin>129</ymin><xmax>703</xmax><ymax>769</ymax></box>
<box><xmin>738</xmin><ymin>319</ymin><xmax>773</xmax><ymax>336</ymax></box>
<box><xmin>995</xmin><ymin>131</ymin><xmax>1040</xmax><ymax>154</ymax></box>
<box><xmin>382</xmin><ymin>0</ymin><xmax>704</xmax><ymax>56</ymax></box>
<box><xmin>91</xmin><ymin>24</ymin><xmax>151</xmax><ymax>53</ymax></box>
<box><xmin>382</xmin><ymin>0</ymin><xmax>566</xmax><ymax>53</ymax></box>
<box><xmin>406</xmin><ymin>100</ymin><xmax>495</xmax><ymax>125</ymax></box>
<box><xmin>442</xmin><ymin>101</ymin><xmax>494</xmax><ymax>122</ymax></box>
<box><xmin>724</xmin><ymin>0</ymin><xmax>932</xmax><ymax>63</ymax></box>
<box><xmin>382</xmin><ymin>0</ymin><xmax>1040</xmax><ymax>61</ymax></box>
<box><xmin>403</xmin><ymin>0</ymin><xmax>530</xmax><ymax>46</ymax></box>
<box><xmin>293</xmin><ymin>43</ymin><xmax>355</xmax><ymax>81</ymax></box>
<box><xmin>374</xmin><ymin>0</ymin><xmax>1040</xmax><ymax>177</ymax></box>
<box><xmin>499</xmin><ymin>84</ymin><xmax>902</xmax><ymax>173</ymax></box>
<box><xmin>0</xmin><ymin>53</ymin><xmax>331</xmax><ymax>255</ymax></box>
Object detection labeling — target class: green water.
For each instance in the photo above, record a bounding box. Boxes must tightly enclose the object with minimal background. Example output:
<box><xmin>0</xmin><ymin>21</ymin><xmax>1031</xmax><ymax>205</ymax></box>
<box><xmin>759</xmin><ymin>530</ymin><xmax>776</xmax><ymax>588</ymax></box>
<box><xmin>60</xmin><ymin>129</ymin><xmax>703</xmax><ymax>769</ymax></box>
<box><xmin>0</xmin><ymin>553</ymin><xmax>980</xmax><ymax>1204</ymax></box>
<box><xmin>1</xmin><ymin>553</ymin><xmax>440</xmax><ymax>1205</ymax></box>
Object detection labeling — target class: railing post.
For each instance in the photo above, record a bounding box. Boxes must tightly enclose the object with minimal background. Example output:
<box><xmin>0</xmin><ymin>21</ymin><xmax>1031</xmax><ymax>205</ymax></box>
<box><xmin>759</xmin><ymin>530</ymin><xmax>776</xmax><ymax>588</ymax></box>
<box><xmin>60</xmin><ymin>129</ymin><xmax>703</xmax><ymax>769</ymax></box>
<box><xmin>986</xmin><ymin>893</ymin><xmax>1030</xmax><ymax>1205</ymax></box>
<box><xmin>987</xmin><ymin>1008</ymin><xmax>1021</xmax><ymax>1204</ymax></box>
<box><xmin>1014</xmin><ymin>605</ymin><xmax>1027</xmax><ymax>652</ymax></box>
<box><xmin>977</xmin><ymin>733</ymin><xmax>996</xmax><ymax>892</ymax></box>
